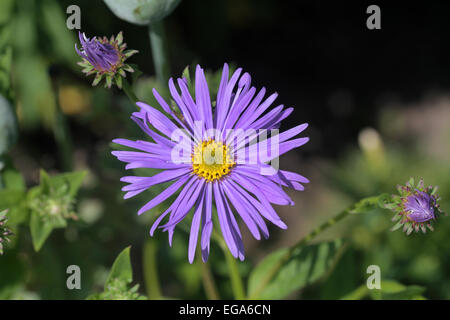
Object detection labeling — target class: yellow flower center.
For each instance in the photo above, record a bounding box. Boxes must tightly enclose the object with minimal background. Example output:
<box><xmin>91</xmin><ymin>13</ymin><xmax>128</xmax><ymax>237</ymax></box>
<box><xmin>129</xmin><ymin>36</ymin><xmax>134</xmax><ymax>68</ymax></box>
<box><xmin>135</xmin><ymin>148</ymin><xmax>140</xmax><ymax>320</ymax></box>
<box><xmin>192</xmin><ymin>139</ymin><xmax>235</xmax><ymax>182</ymax></box>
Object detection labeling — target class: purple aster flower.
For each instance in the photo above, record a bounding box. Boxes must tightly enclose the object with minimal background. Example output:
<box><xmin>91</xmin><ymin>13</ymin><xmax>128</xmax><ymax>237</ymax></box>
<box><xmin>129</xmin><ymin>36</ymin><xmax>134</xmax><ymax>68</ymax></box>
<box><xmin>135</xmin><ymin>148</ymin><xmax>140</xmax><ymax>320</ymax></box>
<box><xmin>390</xmin><ymin>178</ymin><xmax>444</xmax><ymax>235</ymax></box>
<box><xmin>75</xmin><ymin>31</ymin><xmax>138</xmax><ymax>88</ymax></box>
<box><xmin>112</xmin><ymin>64</ymin><xmax>309</xmax><ymax>263</ymax></box>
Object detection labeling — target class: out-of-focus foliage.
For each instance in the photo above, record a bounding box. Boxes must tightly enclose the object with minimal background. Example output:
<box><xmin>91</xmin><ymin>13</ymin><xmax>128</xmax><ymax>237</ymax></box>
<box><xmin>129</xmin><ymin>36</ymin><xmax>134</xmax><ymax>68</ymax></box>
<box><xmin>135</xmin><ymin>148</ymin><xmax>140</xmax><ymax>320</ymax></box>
<box><xmin>5</xmin><ymin>0</ymin><xmax>78</xmax><ymax>129</ymax></box>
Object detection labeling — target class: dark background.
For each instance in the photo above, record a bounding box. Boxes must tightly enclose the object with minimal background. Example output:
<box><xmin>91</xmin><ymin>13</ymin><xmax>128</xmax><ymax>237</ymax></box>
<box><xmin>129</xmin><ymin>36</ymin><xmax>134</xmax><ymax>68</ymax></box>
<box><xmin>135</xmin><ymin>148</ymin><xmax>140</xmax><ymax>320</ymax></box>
<box><xmin>77</xmin><ymin>0</ymin><xmax>450</xmax><ymax>158</ymax></box>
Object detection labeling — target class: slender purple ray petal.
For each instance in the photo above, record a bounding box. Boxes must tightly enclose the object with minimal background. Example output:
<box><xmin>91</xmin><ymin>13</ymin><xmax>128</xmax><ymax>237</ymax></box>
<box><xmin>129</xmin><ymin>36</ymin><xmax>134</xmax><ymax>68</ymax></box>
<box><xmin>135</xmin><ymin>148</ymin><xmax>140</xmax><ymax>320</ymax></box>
<box><xmin>222</xmin><ymin>180</ymin><xmax>261</xmax><ymax>240</ymax></box>
<box><xmin>138</xmin><ymin>174</ymin><xmax>190</xmax><ymax>215</ymax></box>
<box><xmin>121</xmin><ymin>167</ymin><xmax>191</xmax><ymax>192</ymax></box>
<box><xmin>188</xmin><ymin>187</ymin><xmax>206</xmax><ymax>263</ymax></box>
<box><xmin>214</xmin><ymin>63</ymin><xmax>229</xmax><ymax>128</ymax></box>
<box><xmin>225</xmin><ymin>179</ymin><xmax>269</xmax><ymax>239</ymax></box>
<box><xmin>149</xmin><ymin>176</ymin><xmax>197</xmax><ymax>236</ymax></box>
<box><xmin>195</xmin><ymin>65</ymin><xmax>213</xmax><ymax>129</ymax></box>
<box><xmin>152</xmin><ymin>88</ymin><xmax>196</xmax><ymax>141</ymax></box>
<box><xmin>162</xmin><ymin>179</ymin><xmax>206</xmax><ymax>229</ymax></box>
<box><xmin>201</xmin><ymin>183</ymin><xmax>213</xmax><ymax>262</ymax></box>
<box><xmin>231</xmin><ymin>173</ymin><xmax>287</xmax><ymax>229</ymax></box>
<box><xmin>169</xmin><ymin>78</ymin><xmax>196</xmax><ymax>130</ymax></box>
<box><xmin>213</xmin><ymin>182</ymin><xmax>239</xmax><ymax>258</ymax></box>
<box><xmin>220</xmin><ymin>185</ymin><xmax>245</xmax><ymax>261</ymax></box>
<box><xmin>236</xmin><ymin>93</ymin><xmax>278</xmax><ymax>130</ymax></box>
<box><xmin>233</xmin><ymin>167</ymin><xmax>294</xmax><ymax>205</ymax></box>
<box><xmin>233</xmin><ymin>87</ymin><xmax>266</xmax><ymax>129</ymax></box>
<box><xmin>216</xmin><ymin>68</ymin><xmax>242</xmax><ymax>130</ymax></box>
<box><xmin>136</xmin><ymin>102</ymin><xmax>188</xmax><ymax>139</ymax></box>
<box><xmin>125</xmin><ymin>161</ymin><xmax>189</xmax><ymax>170</ymax></box>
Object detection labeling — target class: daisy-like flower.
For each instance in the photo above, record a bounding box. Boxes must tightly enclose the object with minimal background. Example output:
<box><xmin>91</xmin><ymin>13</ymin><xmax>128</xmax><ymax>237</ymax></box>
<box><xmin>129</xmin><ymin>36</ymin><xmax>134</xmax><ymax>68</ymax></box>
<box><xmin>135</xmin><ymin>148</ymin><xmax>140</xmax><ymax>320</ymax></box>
<box><xmin>112</xmin><ymin>64</ymin><xmax>309</xmax><ymax>263</ymax></box>
<box><xmin>390</xmin><ymin>178</ymin><xmax>444</xmax><ymax>235</ymax></box>
<box><xmin>0</xmin><ymin>210</ymin><xmax>13</xmax><ymax>255</ymax></box>
<box><xmin>75</xmin><ymin>31</ymin><xmax>138</xmax><ymax>88</ymax></box>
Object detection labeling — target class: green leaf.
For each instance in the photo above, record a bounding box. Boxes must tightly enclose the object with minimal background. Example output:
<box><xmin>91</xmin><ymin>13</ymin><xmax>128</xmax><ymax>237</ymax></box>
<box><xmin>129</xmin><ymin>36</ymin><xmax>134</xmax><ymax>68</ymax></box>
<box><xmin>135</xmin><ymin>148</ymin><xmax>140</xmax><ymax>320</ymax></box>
<box><xmin>115</xmin><ymin>74</ymin><xmax>123</xmax><ymax>89</ymax></box>
<box><xmin>0</xmin><ymin>189</ymin><xmax>25</xmax><ymax>211</ymax></box>
<box><xmin>92</xmin><ymin>74</ymin><xmax>103</xmax><ymax>87</ymax></box>
<box><xmin>370</xmin><ymin>280</ymin><xmax>426</xmax><ymax>300</ymax></box>
<box><xmin>41</xmin><ymin>170</ymin><xmax>87</xmax><ymax>198</ymax></box>
<box><xmin>105</xmin><ymin>75</ymin><xmax>113</xmax><ymax>89</ymax></box>
<box><xmin>30</xmin><ymin>210</ymin><xmax>67</xmax><ymax>251</ymax></box>
<box><xmin>2</xmin><ymin>168</ymin><xmax>26</xmax><ymax>191</ymax></box>
<box><xmin>342</xmin><ymin>281</ymin><xmax>427</xmax><ymax>300</ymax></box>
<box><xmin>248</xmin><ymin>239</ymin><xmax>346</xmax><ymax>299</ymax></box>
<box><xmin>87</xmin><ymin>247</ymin><xmax>147</xmax><ymax>300</ymax></box>
<box><xmin>105</xmin><ymin>246</ymin><xmax>133</xmax><ymax>289</ymax></box>
<box><xmin>182</xmin><ymin>65</ymin><xmax>191</xmax><ymax>85</ymax></box>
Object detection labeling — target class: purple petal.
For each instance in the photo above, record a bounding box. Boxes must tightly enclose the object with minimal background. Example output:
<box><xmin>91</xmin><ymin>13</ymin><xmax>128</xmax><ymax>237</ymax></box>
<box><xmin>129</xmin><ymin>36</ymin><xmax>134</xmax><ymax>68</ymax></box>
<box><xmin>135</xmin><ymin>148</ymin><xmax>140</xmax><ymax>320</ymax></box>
<box><xmin>188</xmin><ymin>187</ymin><xmax>207</xmax><ymax>263</ymax></box>
<box><xmin>149</xmin><ymin>176</ymin><xmax>197</xmax><ymax>236</ymax></box>
<box><xmin>213</xmin><ymin>182</ymin><xmax>239</xmax><ymax>258</ymax></box>
<box><xmin>195</xmin><ymin>65</ymin><xmax>213</xmax><ymax>129</ymax></box>
<box><xmin>222</xmin><ymin>180</ymin><xmax>261</xmax><ymax>240</ymax></box>
<box><xmin>201</xmin><ymin>183</ymin><xmax>213</xmax><ymax>262</ymax></box>
<box><xmin>138</xmin><ymin>174</ymin><xmax>190</xmax><ymax>215</ymax></box>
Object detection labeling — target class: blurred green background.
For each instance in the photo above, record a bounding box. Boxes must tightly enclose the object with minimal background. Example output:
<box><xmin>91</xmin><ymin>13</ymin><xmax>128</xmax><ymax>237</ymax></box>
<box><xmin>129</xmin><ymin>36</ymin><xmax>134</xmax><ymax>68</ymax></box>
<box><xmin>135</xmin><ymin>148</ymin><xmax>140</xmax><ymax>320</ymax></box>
<box><xmin>0</xmin><ymin>0</ymin><xmax>449</xmax><ymax>299</ymax></box>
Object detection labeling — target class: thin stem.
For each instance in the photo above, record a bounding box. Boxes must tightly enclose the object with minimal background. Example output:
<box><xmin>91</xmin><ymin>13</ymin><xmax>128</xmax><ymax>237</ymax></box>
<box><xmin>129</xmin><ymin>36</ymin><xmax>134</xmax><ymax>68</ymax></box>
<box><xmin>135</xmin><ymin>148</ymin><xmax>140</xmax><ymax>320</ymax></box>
<box><xmin>122</xmin><ymin>78</ymin><xmax>138</xmax><ymax>105</ymax></box>
<box><xmin>213</xmin><ymin>231</ymin><xmax>245</xmax><ymax>300</ymax></box>
<box><xmin>51</xmin><ymin>78</ymin><xmax>73</xmax><ymax>171</ymax></box>
<box><xmin>148</xmin><ymin>21</ymin><xmax>170</xmax><ymax>88</ymax></box>
<box><xmin>197</xmin><ymin>250</ymin><xmax>220</xmax><ymax>300</ymax></box>
<box><xmin>294</xmin><ymin>209</ymin><xmax>350</xmax><ymax>248</ymax></box>
<box><xmin>223</xmin><ymin>246</ymin><xmax>246</xmax><ymax>300</ymax></box>
<box><xmin>340</xmin><ymin>284</ymin><xmax>369</xmax><ymax>300</ymax></box>
<box><xmin>143</xmin><ymin>239</ymin><xmax>162</xmax><ymax>299</ymax></box>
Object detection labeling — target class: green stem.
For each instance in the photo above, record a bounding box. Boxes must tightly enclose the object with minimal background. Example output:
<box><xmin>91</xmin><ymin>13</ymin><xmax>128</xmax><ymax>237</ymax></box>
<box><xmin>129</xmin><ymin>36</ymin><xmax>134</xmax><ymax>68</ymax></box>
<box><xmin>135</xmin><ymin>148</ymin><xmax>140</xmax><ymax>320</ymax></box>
<box><xmin>340</xmin><ymin>284</ymin><xmax>369</xmax><ymax>300</ymax></box>
<box><xmin>148</xmin><ymin>21</ymin><xmax>170</xmax><ymax>88</ymax></box>
<box><xmin>223</xmin><ymin>246</ymin><xmax>246</xmax><ymax>300</ymax></box>
<box><xmin>248</xmin><ymin>194</ymin><xmax>388</xmax><ymax>300</ymax></box>
<box><xmin>143</xmin><ymin>239</ymin><xmax>162</xmax><ymax>299</ymax></box>
<box><xmin>52</xmin><ymin>89</ymin><xmax>73</xmax><ymax>171</ymax></box>
<box><xmin>49</xmin><ymin>69</ymin><xmax>73</xmax><ymax>171</ymax></box>
<box><xmin>197</xmin><ymin>250</ymin><xmax>220</xmax><ymax>300</ymax></box>
<box><xmin>122</xmin><ymin>78</ymin><xmax>138</xmax><ymax>105</ymax></box>
<box><xmin>213</xmin><ymin>231</ymin><xmax>245</xmax><ymax>300</ymax></box>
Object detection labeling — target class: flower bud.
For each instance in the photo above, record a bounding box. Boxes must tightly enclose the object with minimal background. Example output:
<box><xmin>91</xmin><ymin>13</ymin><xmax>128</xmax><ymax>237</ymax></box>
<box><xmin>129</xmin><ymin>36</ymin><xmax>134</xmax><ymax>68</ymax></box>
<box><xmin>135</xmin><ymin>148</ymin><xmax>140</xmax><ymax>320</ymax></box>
<box><xmin>76</xmin><ymin>31</ymin><xmax>138</xmax><ymax>88</ymax></box>
<box><xmin>388</xmin><ymin>178</ymin><xmax>444</xmax><ymax>235</ymax></box>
